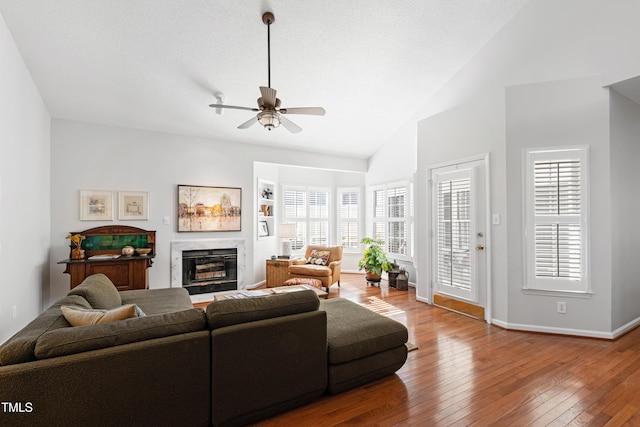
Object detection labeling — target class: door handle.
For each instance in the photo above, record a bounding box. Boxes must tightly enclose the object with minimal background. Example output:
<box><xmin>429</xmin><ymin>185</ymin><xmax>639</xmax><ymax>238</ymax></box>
<box><xmin>476</xmin><ymin>244</ymin><xmax>484</xmax><ymax>250</ymax></box>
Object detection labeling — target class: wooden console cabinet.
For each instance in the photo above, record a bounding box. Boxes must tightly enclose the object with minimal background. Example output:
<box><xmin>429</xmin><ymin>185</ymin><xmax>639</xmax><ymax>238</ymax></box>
<box><xmin>58</xmin><ymin>225</ymin><xmax>155</xmax><ymax>291</ymax></box>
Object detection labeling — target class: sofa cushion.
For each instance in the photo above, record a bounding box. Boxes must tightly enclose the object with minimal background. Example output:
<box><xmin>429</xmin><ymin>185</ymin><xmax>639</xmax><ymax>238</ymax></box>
<box><xmin>320</xmin><ymin>298</ymin><xmax>408</xmax><ymax>364</ymax></box>
<box><xmin>307</xmin><ymin>249</ymin><xmax>331</xmax><ymax>266</ymax></box>
<box><xmin>34</xmin><ymin>308</ymin><xmax>206</xmax><ymax>359</ymax></box>
<box><xmin>67</xmin><ymin>273</ymin><xmax>122</xmax><ymax>309</ymax></box>
<box><xmin>61</xmin><ymin>304</ymin><xmax>141</xmax><ymax>326</ymax></box>
<box><xmin>206</xmin><ymin>289</ymin><xmax>319</xmax><ymax>330</ymax></box>
<box><xmin>283</xmin><ymin>277</ymin><xmax>324</xmax><ymax>289</ymax></box>
<box><xmin>288</xmin><ymin>264</ymin><xmax>332</xmax><ymax>278</ymax></box>
<box><xmin>119</xmin><ymin>287</ymin><xmax>192</xmax><ymax>315</ymax></box>
<box><xmin>0</xmin><ymin>295</ymin><xmax>90</xmax><ymax>365</ymax></box>
<box><xmin>305</xmin><ymin>245</ymin><xmax>342</xmax><ymax>264</ymax></box>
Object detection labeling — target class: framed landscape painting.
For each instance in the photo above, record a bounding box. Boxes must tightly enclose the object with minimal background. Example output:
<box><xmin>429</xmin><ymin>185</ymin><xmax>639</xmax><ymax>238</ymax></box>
<box><xmin>177</xmin><ymin>185</ymin><xmax>241</xmax><ymax>232</ymax></box>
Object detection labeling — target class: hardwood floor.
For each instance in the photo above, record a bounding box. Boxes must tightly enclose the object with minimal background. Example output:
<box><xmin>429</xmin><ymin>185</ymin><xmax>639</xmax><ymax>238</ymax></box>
<box><xmin>253</xmin><ymin>273</ymin><xmax>640</xmax><ymax>426</ymax></box>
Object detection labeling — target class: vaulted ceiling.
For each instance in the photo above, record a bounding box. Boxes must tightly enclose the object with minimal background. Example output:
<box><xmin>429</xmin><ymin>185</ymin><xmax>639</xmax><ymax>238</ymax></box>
<box><xmin>0</xmin><ymin>0</ymin><xmax>529</xmax><ymax>158</ymax></box>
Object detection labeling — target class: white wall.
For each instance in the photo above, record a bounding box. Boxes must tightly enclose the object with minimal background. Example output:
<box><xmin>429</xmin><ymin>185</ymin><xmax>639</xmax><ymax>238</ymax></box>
<box><xmin>392</xmin><ymin>0</ymin><xmax>640</xmax><ymax>336</ymax></box>
<box><xmin>49</xmin><ymin>120</ymin><xmax>366</xmax><ymax>307</ymax></box>
<box><xmin>505</xmin><ymin>77</ymin><xmax>611</xmax><ymax>334</ymax></box>
<box><xmin>416</xmin><ymin>94</ymin><xmax>507</xmax><ymax>312</ymax></box>
<box><xmin>609</xmin><ymin>90</ymin><xmax>640</xmax><ymax>331</ymax></box>
<box><xmin>0</xmin><ymin>15</ymin><xmax>51</xmax><ymax>344</ymax></box>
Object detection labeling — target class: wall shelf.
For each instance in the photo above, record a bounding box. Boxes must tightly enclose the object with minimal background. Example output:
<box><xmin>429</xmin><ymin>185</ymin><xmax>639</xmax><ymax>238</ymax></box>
<box><xmin>257</xmin><ymin>178</ymin><xmax>276</xmax><ymax>240</ymax></box>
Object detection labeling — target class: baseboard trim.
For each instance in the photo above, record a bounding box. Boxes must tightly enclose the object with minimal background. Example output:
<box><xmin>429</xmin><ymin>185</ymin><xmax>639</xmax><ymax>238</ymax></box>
<box><xmin>612</xmin><ymin>316</ymin><xmax>640</xmax><ymax>339</ymax></box>
<box><xmin>416</xmin><ymin>295</ymin><xmax>430</xmax><ymax>304</ymax></box>
<box><xmin>489</xmin><ymin>318</ymin><xmax>640</xmax><ymax>340</ymax></box>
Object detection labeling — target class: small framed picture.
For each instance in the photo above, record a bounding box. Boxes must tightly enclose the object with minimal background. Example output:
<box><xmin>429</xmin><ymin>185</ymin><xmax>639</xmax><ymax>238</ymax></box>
<box><xmin>258</xmin><ymin>220</ymin><xmax>269</xmax><ymax>237</ymax></box>
<box><xmin>80</xmin><ymin>190</ymin><xmax>113</xmax><ymax>221</ymax></box>
<box><xmin>118</xmin><ymin>191</ymin><xmax>149</xmax><ymax>220</ymax></box>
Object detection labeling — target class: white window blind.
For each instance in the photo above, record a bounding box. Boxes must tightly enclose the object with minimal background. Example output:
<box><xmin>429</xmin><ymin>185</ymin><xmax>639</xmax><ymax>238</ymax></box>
<box><xmin>369</xmin><ymin>183</ymin><xmax>412</xmax><ymax>259</ymax></box>
<box><xmin>437</xmin><ymin>178</ymin><xmax>471</xmax><ymax>291</ymax></box>
<box><xmin>525</xmin><ymin>147</ymin><xmax>589</xmax><ymax>293</ymax></box>
<box><xmin>533</xmin><ymin>160</ymin><xmax>581</xmax><ymax>280</ymax></box>
<box><xmin>283</xmin><ymin>187</ymin><xmax>329</xmax><ymax>250</ymax></box>
<box><xmin>387</xmin><ymin>187</ymin><xmax>406</xmax><ymax>255</ymax></box>
<box><xmin>372</xmin><ymin>189</ymin><xmax>385</xmax><ymax>242</ymax></box>
<box><xmin>338</xmin><ymin>189</ymin><xmax>359</xmax><ymax>249</ymax></box>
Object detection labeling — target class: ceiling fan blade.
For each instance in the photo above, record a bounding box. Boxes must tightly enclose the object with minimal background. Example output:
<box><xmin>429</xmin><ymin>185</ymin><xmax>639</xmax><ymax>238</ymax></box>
<box><xmin>280</xmin><ymin>107</ymin><xmax>326</xmax><ymax>116</ymax></box>
<box><xmin>279</xmin><ymin>115</ymin><xmax>302</xmax><ymax>134</ymax></box>
<box><xmin>259</xmin><ymin>86</ymin><xmax>278</xmax><ymax>107</ymax></box>
<box><xmin>238</xmin><ymin>116</ymin><xmax>259</xmax><ymax>129</ymax></box>
<box><xmin>209</xmin><ymin>104</ymin><xmax>259</xmax><ymax>112</ymax></box>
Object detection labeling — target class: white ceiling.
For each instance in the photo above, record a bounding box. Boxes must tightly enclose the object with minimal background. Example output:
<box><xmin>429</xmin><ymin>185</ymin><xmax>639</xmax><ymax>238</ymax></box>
<box><xmin>0</xmin><ymin>0</ymin><xmax>530</xmax><ymax>159</ymax></box>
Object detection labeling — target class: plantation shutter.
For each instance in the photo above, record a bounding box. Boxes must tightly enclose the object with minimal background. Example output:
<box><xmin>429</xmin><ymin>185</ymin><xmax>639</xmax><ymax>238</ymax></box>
<box><xmin>339</xmin><ymin>190</ymin><xmax>359</xmax><ymax>248</ymax></box>
<box><xmin>284</xmin><ymin>190</ymin><xmax>306</xmax><ymax>218</ymax></box>
<box><xmin>283</xmin><ymin>187</ymin><xmax>329</xmax><ymax>249</ymax></box>
<box><xmin>387</xmin><ymin>187</ymin><xmax>406</xmax><ymax>255</ymax></box>
<box><xmin>372</xmin><ymin>189</ymin><xmax>385</xmax><ymax>241</ymax></box>
<box><xmin>283</xmin><ymin>189</ymin><xmax>306</xmax><ymax>249</ymax></box>
<box><xmin>436</xmin><ymin>177</ymin><xmax>471</xmax><ymax>291</ymax></box>
<box><xmin>309</xmin><ymin>190</ymin><xmax>329</xmax><ymax>245</ymax></box>
<box><xmin>533</xmin><ymin>160</ymin><xmax>581</xmax><ymax>280</ymax></box>
<box><xmin>524</xmin><ymin>147</ymin><xmax>589</xmax><ymax>293</ymax></box>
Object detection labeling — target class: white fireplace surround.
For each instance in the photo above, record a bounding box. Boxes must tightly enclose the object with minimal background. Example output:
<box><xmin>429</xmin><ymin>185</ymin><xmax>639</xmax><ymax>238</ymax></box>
<box><xmin>170</xmin><ymin>238</ymin><xmax>246</xmax><ymax>303</ymax></box>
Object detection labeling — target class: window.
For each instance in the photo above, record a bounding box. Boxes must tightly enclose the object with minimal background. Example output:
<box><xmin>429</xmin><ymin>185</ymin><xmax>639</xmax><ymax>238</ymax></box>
<box><xmin>524</xmin><ymin>147</ymin><xmax>589</xmax><ymax>293</ymax></box>
<box><xmin>283</xmin><ymin>187</ymin><xmax>330</xmax><ymax>250</ymax></box>
<box><xmin>437</xmin><ymin>175</ymin><xmax>471</xmax><ymax>291</ymax></box>
<box><xmin>337</xmin><ymin>188</ymin><xmax>360</xmax><ymax>249</ymax></box>
<box><xmin>369</xmin><ymin>182</ymin><xmax>412</xmax><ymax>259</ymax></box>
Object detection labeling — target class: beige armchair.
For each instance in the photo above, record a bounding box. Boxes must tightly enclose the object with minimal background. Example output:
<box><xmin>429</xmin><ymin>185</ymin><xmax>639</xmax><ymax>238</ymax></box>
<box><xmin>287</xmin><ymin>245</ymin><xmax>343</xmax><ymax>291</ymax></box>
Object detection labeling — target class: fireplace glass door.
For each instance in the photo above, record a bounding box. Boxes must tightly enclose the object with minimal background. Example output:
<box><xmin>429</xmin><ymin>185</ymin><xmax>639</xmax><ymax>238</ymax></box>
<box><xmin>182</xmin><ymin>248</ymin><xmax>237</xmax><ymax>294</ymax></box>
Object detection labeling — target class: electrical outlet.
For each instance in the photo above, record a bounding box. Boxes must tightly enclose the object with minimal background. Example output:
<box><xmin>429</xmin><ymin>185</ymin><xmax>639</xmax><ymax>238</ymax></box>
<box><xmin>163</xmin><ymin>216</ymin><xmax>170</xmax><ymax>225</ymax></box>
<box><xmin>12</xmin><ymin>305</ymin><xmax>17</xmax><ymax>319</ymax></box>
<box><xmin>557</xmin><ymin>301</ymin><xmax>567</xmax><ymax>314</ymax></box>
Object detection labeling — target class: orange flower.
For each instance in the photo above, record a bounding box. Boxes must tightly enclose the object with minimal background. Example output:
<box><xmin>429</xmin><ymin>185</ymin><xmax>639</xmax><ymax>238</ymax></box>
<box><xmin>65</xmin><ymin>234</ymin><xmax>85</xmax><ymax>248</ymax></box>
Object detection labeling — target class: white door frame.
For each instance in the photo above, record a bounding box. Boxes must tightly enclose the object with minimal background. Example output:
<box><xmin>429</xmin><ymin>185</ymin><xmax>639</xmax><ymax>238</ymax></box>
<box><xmin>427</xmin><ymin>153</ymin><xmax>492</xmax><ymax>324</ymax></box>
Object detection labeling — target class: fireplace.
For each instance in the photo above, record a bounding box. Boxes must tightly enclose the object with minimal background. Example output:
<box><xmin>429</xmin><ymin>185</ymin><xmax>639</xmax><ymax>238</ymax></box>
<box><xmin>182</xmin><ymin>248</ymin><xmax>237</xmax><ymax>294</ymax></box>
<box><xmin>170</xmin><ymin>239</ymin><xmax>246</xmax><ymax>303</ymax></box>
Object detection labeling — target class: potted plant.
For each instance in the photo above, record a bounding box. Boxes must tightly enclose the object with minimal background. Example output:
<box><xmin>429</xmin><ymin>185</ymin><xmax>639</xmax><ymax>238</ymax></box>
<box><xmin>357</xmin><ymin>237</ymin><xmax>393</xmax><ymax>281</ymax></box>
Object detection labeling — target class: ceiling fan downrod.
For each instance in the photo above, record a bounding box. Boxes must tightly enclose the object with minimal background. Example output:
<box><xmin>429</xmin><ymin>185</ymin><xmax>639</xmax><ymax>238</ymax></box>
<box><xmin>262</xmin><ymin>12</ymin><xmax>275</xmax><ymax>89</ymax></box>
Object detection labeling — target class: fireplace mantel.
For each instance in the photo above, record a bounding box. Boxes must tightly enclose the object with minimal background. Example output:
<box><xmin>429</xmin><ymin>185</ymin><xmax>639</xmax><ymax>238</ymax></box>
<box><xmin>170</xmin><ymin>238</ymin><xmax>246</xmax><ymax>302</ymax></box>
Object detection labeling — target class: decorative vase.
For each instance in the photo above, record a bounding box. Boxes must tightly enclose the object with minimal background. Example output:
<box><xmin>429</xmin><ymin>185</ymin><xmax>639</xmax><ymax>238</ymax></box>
<box><xmin>71</xmin><ymin>248</ymin><xmax>85</xmax><ymax>260</ymax></box>
<box><xmin>122</xmin><ymin>245</ymin><xmax>135</xmax><ymax>256</ymax></box>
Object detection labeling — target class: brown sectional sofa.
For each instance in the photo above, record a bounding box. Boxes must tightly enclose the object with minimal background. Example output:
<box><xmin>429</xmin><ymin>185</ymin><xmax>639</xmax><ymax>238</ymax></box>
<box><xmin>0</xmin><ymin>274</ymin><xmax>408</xmax><ymax>427</ymax></box>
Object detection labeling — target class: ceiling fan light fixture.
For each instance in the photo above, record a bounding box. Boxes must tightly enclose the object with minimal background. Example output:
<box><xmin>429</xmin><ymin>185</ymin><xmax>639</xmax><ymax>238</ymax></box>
<box><xmin>207</xmin><ymin>11</ymin><xmax>325</xmax><ymax>133</ymax></box>
<box><xmin>258</xmin><ymin>111</ymin><xmax>280</xmax><ymax>130</ymax></box>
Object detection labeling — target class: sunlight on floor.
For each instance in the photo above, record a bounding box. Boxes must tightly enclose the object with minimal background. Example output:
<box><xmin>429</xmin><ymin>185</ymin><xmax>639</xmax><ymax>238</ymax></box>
<box><xmin>359</xmin><ymin>296</ymin><xmax>406</xmax><ymax>321</ymax></box>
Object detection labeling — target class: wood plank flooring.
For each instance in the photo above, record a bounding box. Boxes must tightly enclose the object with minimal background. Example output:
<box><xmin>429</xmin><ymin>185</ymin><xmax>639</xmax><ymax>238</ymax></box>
<box><xmin>252</xmin><ymin>273</ymin><xmax>640</xmax><ymax>427</ymax></box>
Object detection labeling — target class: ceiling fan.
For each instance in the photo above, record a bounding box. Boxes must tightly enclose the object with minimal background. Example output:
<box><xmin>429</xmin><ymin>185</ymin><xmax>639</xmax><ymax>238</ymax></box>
<box><xmin>208</xmin><ymin>12</ymin><xmax>325</xmax><ymax>134</ymax></box>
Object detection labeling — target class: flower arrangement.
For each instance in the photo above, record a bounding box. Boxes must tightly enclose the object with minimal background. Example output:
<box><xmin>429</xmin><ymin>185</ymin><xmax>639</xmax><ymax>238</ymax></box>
<box><xmin>66</xmin><ymin>234</ymin><xmax>86</xmax><ymax>259</ymax></box>
<box><xmin>66</xmin><ymin>234</ymin><xmax>85</xmax><ymax>248</ymax></box>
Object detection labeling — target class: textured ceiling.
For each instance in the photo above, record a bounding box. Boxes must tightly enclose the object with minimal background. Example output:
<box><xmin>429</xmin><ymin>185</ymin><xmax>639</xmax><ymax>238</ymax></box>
<box><xmin>0</xmin><ymin>0</ymin><xmax>529</xmax><ymax>159</ymax></box>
